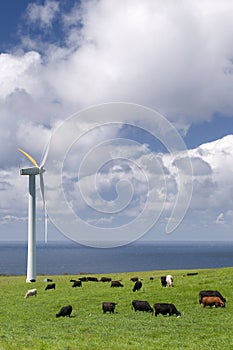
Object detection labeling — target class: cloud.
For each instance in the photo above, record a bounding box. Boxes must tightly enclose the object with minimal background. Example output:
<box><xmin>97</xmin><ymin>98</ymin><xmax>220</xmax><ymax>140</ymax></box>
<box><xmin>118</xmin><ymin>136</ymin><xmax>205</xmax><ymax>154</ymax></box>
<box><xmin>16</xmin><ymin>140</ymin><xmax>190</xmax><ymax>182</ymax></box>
<box><xmin>26</xmin><ymin>0</ymin><xmax>60</xmax><ymax>29</ymax></box>
<box><xmin>0</xmin><ymin>215</ymin><xmax>27</xmax><ymax>224</ymax></box>
<box><xmin>1</xmin><ymin>0</ymin><xmax>233</xmax><ymax>241</ymax></box>
<box><xmin>43</xmin><ymin>127</ymin><xmax>233</xmax><ymax>237</ymax></box>
<box><xmin>3</xmin><ymin>0</ymin><xmax>231</xmax><ymax>126</ymax></box>
<box><xmin>0</xmin><ymin>1</ymin><xmax>233</xmax><ymax>139</ymax></box>
<box><xmin>50</xmin><ymin>0</ymin><xmax>233</xmax><ymax>126</ymax></box>
<box><xmin>175</xmin><ymin>157</ymin><xmax>212</xmax><ymax>176</ymax></box>
<box><xmin>0</xmin><ymin>51</ymin><xmax>41</xmax><ymax>100</ymax></box>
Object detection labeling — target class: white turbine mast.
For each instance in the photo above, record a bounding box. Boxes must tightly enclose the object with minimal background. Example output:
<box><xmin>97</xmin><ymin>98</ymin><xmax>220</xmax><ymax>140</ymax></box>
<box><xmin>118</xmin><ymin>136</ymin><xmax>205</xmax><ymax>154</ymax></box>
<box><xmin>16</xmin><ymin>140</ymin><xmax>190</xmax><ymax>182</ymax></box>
<box><xmin>18</xmin><ymin>148</ymin><xmax>47</xmax><ymax>282</ymax></box>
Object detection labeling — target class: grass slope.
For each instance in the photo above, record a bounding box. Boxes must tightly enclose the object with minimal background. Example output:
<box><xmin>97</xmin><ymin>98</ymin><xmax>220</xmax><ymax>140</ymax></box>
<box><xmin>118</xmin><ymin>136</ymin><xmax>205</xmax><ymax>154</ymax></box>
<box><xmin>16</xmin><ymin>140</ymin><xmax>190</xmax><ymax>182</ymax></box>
<box><xmin>0</xmin><ymin>267</ymin><xmax>232</xmax><ymax>350</ymax></box>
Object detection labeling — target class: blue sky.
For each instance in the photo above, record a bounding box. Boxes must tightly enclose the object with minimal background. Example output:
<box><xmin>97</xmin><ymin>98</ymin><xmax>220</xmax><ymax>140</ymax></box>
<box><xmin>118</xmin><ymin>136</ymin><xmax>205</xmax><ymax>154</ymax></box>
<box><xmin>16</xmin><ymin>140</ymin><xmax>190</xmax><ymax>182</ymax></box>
<box><xmin>1</xmin><ymin>0</ymin><xmax>233</xmax><ymax>245</ymax></box>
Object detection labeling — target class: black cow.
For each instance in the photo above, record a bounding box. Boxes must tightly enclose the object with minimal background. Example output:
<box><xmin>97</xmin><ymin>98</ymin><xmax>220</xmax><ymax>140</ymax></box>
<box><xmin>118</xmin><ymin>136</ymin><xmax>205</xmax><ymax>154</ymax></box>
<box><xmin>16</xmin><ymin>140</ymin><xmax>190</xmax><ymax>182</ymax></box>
<box><xmin>45</xmin><ymin>283</ymin><xmax>56</xmax><ymax>290</ymax></box>
<box><xmin>100</xmin><ymin>277</ymin><xmax>112</xmax><ymax>282</ymax></box>
<box><xmin>160</xmin><ymin>276</ymin><xmax>167</xmax><ymax>287</ymax></box>
<box><xmin>56</xmin><ymin>305</ymin><xmax>72</xmax><ymax>318</ymax></box>
<box><xmin>187</xmin><ymin>272</ymin><xmax>198</xmax><ymax>276</ymax></box>
<box><xmin>133</xmin><ymin>280</ymin><xmax>142</xmax><ymax>292</ymax></box>
<box><xmin>72</xmin><ymin>280</ymin><xmax>82</xmax><ymax>288</ymax></box>
<box><xmin>87</xmin><ymin>277</ymin><xmax>99</xmax><ymax>282</ymax></box>
<box><xmin>130</xmin><ymin>277</ymin><xmax>139</xmax><ymax>282</ymax></box>
<box><xmin>102</xmin><ymin>302</ymin><xmax>116</xmax><ymax>314</ymax></box>
<box><xmin>153</xmin><ymin>303</ymin><xmax>181</xmax><ymax>317</ymax></box>
<box><xmin>199</xmin><ymin>290</ymin><xmax>226</xmax><ymax>304</ymax></box>
<box><xmin>132</xmin><ymin>300</ymin><xmax>153</xmax><ymax>313</ymax></box>
<box><xmin>111</xmin><ymin>280</ymin><xmax>123</xmax><ymax>288</ymax></box>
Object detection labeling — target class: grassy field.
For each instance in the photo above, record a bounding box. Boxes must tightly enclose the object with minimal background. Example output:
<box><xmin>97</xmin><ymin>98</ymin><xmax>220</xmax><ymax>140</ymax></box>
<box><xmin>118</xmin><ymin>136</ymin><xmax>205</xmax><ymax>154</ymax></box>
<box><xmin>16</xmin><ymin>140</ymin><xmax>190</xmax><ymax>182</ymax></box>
<box><xmin>0</xmin><ymin>267</ymin><xmax>232</xmax><ymax>350</ymax></box>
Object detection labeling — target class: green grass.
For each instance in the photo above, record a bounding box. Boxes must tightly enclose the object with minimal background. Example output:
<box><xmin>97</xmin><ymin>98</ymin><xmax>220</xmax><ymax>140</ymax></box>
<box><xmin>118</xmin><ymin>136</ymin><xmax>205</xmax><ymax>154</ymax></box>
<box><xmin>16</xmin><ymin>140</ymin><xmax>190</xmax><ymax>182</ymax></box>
<box><xmin>0</xmin><ymin>267</ymin><xmax>233</xmax><ymax>349</ymax></box>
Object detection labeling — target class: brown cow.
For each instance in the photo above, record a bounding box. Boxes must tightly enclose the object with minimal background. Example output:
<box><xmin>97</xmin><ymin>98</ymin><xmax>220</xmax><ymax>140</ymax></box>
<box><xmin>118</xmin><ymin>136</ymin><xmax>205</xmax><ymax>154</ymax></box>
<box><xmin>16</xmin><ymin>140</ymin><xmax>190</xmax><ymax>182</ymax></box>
<box><xmin>201</xmin><ymin>296</ymin><xmax>225</xmax><ymax>308</ymax></box>
<box><xmin>111</xmin><ymin>280</ymin><xmax>123</xmax><ymax>287</ymax></box>
<box><xmin>102</xmin><ymin>302</ymin><xmax>116</xmax><ymax>313</ymax></box>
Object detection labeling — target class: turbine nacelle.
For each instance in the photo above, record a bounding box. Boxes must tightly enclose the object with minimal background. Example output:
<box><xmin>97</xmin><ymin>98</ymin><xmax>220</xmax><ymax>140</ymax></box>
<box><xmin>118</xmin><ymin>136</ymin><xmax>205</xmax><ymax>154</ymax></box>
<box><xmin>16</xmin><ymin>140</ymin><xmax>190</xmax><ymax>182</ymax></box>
<box><xmin>20</xmin><ymin>167</ymin><xmax>41</xmax><ymax>176</ymax></box>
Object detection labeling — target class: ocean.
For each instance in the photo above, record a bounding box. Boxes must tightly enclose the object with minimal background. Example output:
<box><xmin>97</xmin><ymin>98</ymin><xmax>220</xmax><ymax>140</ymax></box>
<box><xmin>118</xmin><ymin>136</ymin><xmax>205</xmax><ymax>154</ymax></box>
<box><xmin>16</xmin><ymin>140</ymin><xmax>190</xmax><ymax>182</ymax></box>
<box><xmin>0</xmin><ymin>241</ymin><xmax>233</xmax><ymax>276</ymax></box>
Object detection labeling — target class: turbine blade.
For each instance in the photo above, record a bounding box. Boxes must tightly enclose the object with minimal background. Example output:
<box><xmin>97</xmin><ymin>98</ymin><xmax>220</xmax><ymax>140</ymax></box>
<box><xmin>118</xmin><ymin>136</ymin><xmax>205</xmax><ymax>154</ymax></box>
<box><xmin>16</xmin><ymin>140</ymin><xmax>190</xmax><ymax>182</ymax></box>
<box><xmin>44</xmin><ymin>213</ymin><xmax>48</xmax><ymax>244</ymax></box>
<box><xmin>18</xmin><ymin>148</ymin><xmax>39</xmax><ymax>167</ymax></box>
<box><xmin>40</xmin><ymin>140</ymin><xmax>50</xmax><ymax>168</ymax></box>
<box><xmin>40</xmin><ymin>173</ymin><xmax>45</xmax><ymax>203</ymax></box>
<box><xmin>40</xmin><ymin>173</ymin><xmax>48</xmax><ymax>244</ymax></box>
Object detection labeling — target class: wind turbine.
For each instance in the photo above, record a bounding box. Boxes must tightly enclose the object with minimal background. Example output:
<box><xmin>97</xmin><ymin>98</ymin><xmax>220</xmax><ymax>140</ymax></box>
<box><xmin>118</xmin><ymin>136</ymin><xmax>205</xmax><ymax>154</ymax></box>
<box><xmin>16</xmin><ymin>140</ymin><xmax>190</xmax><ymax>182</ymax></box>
<box><xmin>18</xmin><ymin>148</ymin><xmax>47</xmax><ymax>282</ymax></box>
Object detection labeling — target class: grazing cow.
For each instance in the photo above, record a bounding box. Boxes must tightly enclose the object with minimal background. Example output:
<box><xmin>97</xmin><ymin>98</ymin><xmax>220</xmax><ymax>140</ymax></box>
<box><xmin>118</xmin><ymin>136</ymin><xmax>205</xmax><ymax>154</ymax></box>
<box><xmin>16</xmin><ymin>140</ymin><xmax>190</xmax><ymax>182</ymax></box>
<box><xmin>102</xmin><ymin>302</ymin><xmax>117</xmax><ymax>314</ymax></box>
<box><xmin>166</xmin><ymin>275</ymin><xmax>174</xmax><ymax>287</ymax></box>
<box><xmin>111</xmin><ymin>280</ymin><xmax>123</xmax><ymax>288</ymax></box>
<box><xmin>130</xmin><ymin>277</ymin><xmax>139</xmax><ymax>282</ymax></box>
<box><xmin>199</xmin><ymin>290</ymin><xmax>226</xmax><ymax>304</ymax></box>
<box><xmin>24</xmin><ymin>288</ymin><xmax>37</xmax><ymax>298</ymax></box>
<box><xmin>56</xmin><ymin>305</ymin><xmax>73</xmax><ymax>318</ymax></box>
<box><xmin>87</xmin><ymin>277</ymin><xmax>99</xmax><ymax>282</ymax></box>
<box><xmin>201</xmin><ymin>296</ymin><xmax>225</xmax><ymax>308</ymax></box>
<box><xmin>161</xmin><ymin>276</ymin><xmax>167</xmax><ymax>287</ymax></box>
<box><xmin>132</xmin><ymin>300</ymin><xmax>153</xmax><ymax>313</ymax></box>
<box><xmin>153</xmin><ymin>303</ymin><xmax>181</xmax><ymax>317</ymax></box>
<box><xmin>150</xmin><ymin>277</ymin><xmax>154</xmax><ymax>280</ymax></box>
<box><xmin>45</xmin><ymin>283</ymin><xmax>56</xmax><ymax>290</ymax></box>
<box><xmin>100</xmin><ymin>277</ymin><xmax>112</xmax><ymax>282</ymax></box>
<box><xmin>72</xmin><ymin>280</ymin><xmax>82</xmax><ymax>288</ymax></box>
<box><xmin>133</xmin><ymin>280</ymin><xmax>142</xmax><ymax>292</ymax></box>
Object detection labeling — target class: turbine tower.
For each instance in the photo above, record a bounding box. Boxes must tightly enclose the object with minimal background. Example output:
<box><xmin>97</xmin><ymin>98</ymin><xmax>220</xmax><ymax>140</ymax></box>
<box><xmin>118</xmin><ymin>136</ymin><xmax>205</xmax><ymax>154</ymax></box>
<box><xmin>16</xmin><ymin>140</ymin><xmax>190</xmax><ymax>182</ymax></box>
<box><xmin>18</xmin><ymin>148</ymin><xmax>46</xmax><ymax>282</ymax></box>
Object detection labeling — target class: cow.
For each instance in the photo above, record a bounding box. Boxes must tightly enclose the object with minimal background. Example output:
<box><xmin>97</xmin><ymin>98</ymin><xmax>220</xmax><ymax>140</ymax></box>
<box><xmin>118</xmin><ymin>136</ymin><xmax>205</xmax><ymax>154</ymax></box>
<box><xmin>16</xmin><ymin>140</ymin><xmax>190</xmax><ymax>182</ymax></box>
<box><xmin>102</xmin><ymin>302</ymin><xmax>117</xmax><ymax>314</ymax></box>
<box><xmin>87</xmin><ymin>277</ymin><xmax>99</xmax><ymax>282</ymax></box>
<box><xmin>160</xmin><ymin>276</ymin><xmax>167</xmax><ymax>287</ymax></box>
<box><xmin>150</xmin><ymin>277</ymin><xmax>154</xmax><ymax>280</ymax></box>
<box><xmin>133</xmin><ymin>280</ymin><xmax>142</xmax><ymax>292</ymax></box>
<box><xmin>111</xmin><ymin>280</ymin><xmax>123</xmax><ymax>288</ymax></box>
<box><xmin>166</xmin><ymin>275</ymin><xmax>174</xmax><ymax>287</ymax></box>
<box><xmin>132</xmin><ymin>300</ymin><xmax>153</xmax><ymax>313</ymax></box>
<box><xmin>45</xmin><ymin>283</ymin><xmax>56</xmax><ymax>290</ymax></box>
<box><xmin>153</xmin><ymin>303</ymin><xmax>181</xmax><ymax>317</ymax></box>
<box><xmin>56</xmin><ymin>305</ymin><xmax>73</xmax><ymax>318</ymax></box>
<box><xmin>72</xmin><ymin>280</ymin><xmax>82</xmax><ymax>288</ymax></box>
<box><xmin>199</xmin><ymin>290</ymin><xmax>226</xmax><ymax>304</ymax></box>
<box><xmin>201</xmin><ymin>296</ymin><xmax>225</xmax><ymax>308</ymax></box>
<box><xmin>130</xmin><ymin>277</ymin><xmax>139</xmax><ymax>282</ymax></box>
<box><xmin>100</xmin><ymin>277</ymin><xmax>112</xmax><ymax>282</ymax></box>
<box><xmin>24</xmin><ymin>288</ymin><xmax>37</xmax><ymax>298</ymax></box>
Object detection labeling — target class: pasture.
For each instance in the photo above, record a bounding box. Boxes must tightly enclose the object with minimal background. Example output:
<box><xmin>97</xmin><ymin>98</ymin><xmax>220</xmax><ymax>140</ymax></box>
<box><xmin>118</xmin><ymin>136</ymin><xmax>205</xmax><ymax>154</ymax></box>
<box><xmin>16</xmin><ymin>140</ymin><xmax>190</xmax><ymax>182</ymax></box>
<box><xmin>0</xmin><ymin>267</ymin><xmax>233</xmax><ymax>349</ymax></box>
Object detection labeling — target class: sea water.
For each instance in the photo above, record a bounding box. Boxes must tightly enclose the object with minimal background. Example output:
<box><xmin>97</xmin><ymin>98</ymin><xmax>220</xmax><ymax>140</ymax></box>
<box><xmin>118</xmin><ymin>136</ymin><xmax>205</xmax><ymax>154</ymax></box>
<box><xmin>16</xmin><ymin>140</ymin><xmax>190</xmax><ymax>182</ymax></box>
<box><xmin>0</xmin><ymin>241</ymin><xmax>233</xmax><ymax>276</ymax></box>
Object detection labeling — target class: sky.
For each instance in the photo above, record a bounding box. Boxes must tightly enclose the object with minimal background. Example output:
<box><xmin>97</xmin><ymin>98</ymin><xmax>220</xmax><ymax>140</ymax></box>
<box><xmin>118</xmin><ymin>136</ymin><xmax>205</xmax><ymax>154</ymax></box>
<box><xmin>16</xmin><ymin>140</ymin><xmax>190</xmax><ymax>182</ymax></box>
<box><xmin>1</xmin><ymin>0</ymin><xmax>233</xmax><ymax>246</ymax></box>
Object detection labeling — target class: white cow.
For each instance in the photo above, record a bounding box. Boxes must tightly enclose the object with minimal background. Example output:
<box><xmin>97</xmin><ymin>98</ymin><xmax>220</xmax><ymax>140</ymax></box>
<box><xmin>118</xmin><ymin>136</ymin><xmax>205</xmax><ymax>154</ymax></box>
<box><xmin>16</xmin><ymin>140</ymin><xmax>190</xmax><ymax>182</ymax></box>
<box><xmin>166</xmin><ymin>275</ymin><xmax>174</xmax><ymax>287</ymax></box>
<box><xmin>24</xmin><ymin>288</ymin><xmax>37</xmax><ymax>298</ymax></box>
